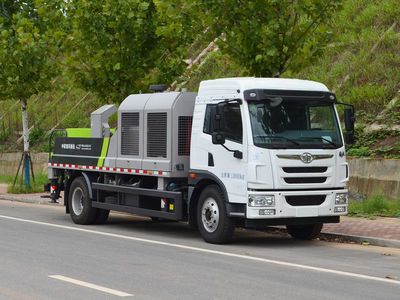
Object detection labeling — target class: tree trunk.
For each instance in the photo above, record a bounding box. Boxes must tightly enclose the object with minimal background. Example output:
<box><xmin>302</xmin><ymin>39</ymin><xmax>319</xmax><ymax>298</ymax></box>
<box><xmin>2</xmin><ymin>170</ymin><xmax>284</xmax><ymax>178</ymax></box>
<box><xmin>21</xmin><ymin>99</ymin><xmax>31</xmax><ymax>188</ymax></box>
<box><xmin>21</xmin><ymin>99</ymin><xmax>29</xmax><ymax>152</ymax></box>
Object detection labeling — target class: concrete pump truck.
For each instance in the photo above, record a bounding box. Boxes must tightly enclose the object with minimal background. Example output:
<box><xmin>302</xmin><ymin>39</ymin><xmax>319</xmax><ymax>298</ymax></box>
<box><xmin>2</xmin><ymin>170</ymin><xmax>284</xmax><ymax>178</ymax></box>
<box><xmin>46</xmin><ymin>78</ymin><xmax>355</xmax><ymax>244</ymax></box>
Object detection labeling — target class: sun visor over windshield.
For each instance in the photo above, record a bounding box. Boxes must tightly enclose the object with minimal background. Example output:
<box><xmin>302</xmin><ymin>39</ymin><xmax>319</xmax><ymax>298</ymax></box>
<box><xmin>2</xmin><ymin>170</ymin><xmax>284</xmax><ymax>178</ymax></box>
<box><xmin>244</xmin><ymin>89</ymin><xmax>336</xmax><ymax>103</ymax></box>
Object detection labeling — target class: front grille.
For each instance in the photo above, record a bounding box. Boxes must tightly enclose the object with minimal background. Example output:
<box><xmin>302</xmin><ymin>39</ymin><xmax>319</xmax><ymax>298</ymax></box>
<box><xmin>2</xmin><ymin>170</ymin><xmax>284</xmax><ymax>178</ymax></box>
<box><xmin>282</xmin><ymin>167</ymin><xmax>327</xmax><ymax>173</ymax></box>
<box><xmin>121</xmin><ymin>112</ymin><xmax>139</xmax><ymax>156</ymax></box>
<box><xmin>147</xmin><ymin>113</ymin><xmax>167</xmax><ymax>158</ymax></box>
<box><xmin>284</xmin><ymin>177</ymin><xmax>326</xmax><ymax>184</ymax></box>
<box><xmin>178</xmin><ymin>116</ymin><xmax>193</xmax><ymax>156</ymax></box>
<box><xmin>285</xmin><ymin>195</ymin><xmax>326</xmax><ymax>206</ymax></box>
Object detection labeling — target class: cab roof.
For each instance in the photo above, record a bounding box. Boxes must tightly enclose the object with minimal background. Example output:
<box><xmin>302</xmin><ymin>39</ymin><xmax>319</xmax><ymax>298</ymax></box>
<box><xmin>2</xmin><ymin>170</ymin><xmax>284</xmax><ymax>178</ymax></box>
<box><xmin>198</xmin><ymin>77</ymin><xmax>330</xmax><ymax>96</ymax></box>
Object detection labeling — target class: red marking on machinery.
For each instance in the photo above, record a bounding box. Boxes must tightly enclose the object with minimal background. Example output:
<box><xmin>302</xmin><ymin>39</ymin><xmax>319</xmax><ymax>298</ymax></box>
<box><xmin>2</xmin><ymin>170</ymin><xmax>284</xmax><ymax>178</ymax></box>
<box><xmin>48</xmin><ymin>163</ymin><xmax>168</xmax><ymax>176</ymax></box>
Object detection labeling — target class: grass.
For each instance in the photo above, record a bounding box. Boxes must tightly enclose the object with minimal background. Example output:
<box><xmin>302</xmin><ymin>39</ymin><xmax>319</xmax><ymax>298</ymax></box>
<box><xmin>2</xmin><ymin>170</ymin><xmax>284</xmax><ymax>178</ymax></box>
<box><xmin>0</xmin><ymin>173</ymin><xmax>48</xmax><ymax>194</ymax></box>
<box><xmin>348</xmin><ymin>194</ymin><xmax>400</xmax><ymax>218</ymax></box>
<box><xmin>290</xmin><ymin>0</ymin><xmax>400</xmax><ymax>148</ymax></box>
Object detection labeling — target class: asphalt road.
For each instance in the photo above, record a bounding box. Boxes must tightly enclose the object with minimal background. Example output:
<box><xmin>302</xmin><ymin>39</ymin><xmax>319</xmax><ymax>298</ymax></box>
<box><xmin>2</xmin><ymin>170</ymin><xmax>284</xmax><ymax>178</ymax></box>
<box><xmin>0</xmin><ymin>200</ymin><xmax>399</xmax><ymax>300</ymax></box>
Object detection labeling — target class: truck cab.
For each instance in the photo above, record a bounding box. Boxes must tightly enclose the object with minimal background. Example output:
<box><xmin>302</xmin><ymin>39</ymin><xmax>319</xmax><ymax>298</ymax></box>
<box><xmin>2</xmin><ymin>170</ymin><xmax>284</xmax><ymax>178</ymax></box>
<box><xmin>189</xmin><ymin>78</ymin><xmax>354</xmax><ymax>242</ymax></box>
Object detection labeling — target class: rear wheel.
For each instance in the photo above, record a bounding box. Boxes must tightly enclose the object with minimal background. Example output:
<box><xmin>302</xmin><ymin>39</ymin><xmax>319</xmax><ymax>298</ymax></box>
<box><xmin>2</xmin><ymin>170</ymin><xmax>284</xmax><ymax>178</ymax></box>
<box><xmin>68</xmin><ymin>177</ymin><xmax>98</xmax><ymax>225</ymax></box>
<box><xmin>286</xmin><ymin>223</ymin><xmax>323</xmax><ymax>240</ymax></box>
<box><xmin>197</xmin><ymin>185</ymin><xmax>235</xmax><ymax>244</ymax></box>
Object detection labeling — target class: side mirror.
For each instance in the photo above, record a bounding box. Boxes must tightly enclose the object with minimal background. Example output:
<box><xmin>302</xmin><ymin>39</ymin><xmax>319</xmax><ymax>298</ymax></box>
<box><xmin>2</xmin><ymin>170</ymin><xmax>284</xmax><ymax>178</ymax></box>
<box><xmin>212</xmin><ymin>102</ymin><xmax>226</xmax><ymax>132</ymax></box>
<box><xmin>211</xmin><ymin>112</ymin><xmax>222</xmax><ymax>132</ymax></box>
<box><xmin>212</xmin><ymin>132</ymin><xmax>226</xmax><ymax>145</ymax></box>
<box><xmin>344</xmin><ymin>108</ymin><xmax>355</xmax><ymax>145</ymax></box>
<box><xmin>233</xmin><ymin>150</ymin><xmax>243</xmax><ymax>159</ymax></box>
<box><xmin>345</xmin><ymin>132</ymin><xmax>355</xmax><ymax>145</ymax></box>
<box><xmin>344</xmin><ymin>108</ymin><xmax>355</xmax><ymax>131</ymax></box>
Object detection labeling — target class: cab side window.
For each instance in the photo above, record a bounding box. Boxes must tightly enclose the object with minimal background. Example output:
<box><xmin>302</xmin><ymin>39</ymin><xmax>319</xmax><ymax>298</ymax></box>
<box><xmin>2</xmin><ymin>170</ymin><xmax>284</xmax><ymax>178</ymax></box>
<box><xmin>203</xmin><ymin>103</ymin><xmax>243</xmax><ymax>143</ymax></box>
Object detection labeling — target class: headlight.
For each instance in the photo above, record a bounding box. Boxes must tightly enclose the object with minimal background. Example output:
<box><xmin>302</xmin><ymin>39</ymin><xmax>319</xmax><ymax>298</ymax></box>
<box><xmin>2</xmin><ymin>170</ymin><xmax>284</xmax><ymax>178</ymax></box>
<box><xmin>248</xmin><ymin>195</ymin><xmax>275</xmax><ymax>207</ymax></box>
<box><xmin>335</xmin><ymin>193</ymin><xmax>348</xmax><ymax>205</ymax></box>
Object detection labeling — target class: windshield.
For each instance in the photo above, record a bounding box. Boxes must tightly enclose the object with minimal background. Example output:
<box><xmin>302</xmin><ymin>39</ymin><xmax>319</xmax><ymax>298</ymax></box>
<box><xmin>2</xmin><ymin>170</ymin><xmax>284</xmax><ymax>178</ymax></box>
<box><xmin>248</xmin><ymin>100</ymin><xmax>342</xmax><ymax>149</ymax></box>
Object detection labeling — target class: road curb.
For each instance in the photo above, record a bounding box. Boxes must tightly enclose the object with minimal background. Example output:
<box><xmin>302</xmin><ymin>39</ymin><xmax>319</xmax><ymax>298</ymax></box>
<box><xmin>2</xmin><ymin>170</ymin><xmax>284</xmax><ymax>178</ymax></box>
<box><xmin>320</xmin><ymin>232</ymin><xmax>400</xmax><ymax>249</ymax></box>
<box><xmin>264</xmin><ymin>227</ymin><xmax>400</xmax><ymax>249</ymax></box>
<box><xmin>0</xmin><ymin>195</ymin><xmax>61</xmax><ymax>206</ymax></box>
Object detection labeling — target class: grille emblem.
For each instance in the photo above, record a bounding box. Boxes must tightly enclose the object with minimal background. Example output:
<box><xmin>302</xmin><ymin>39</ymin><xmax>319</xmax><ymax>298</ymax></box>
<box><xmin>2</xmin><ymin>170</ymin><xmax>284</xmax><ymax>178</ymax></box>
<box><xmin>300</xmin><ymin>152</ymin><xmax>313</xmax><ymax>164</ymax></box>
<box><xmin>277</xmin><ymin>154</ymin><xmax>333</xmax><ymax>160</ymax></box>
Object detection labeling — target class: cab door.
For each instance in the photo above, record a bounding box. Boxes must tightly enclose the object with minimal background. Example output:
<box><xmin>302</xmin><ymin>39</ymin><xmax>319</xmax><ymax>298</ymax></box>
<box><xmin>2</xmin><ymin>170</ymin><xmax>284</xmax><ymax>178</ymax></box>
<box><xmin>197</xmin><ymin>101</ymin><xmax>248</xmax><ymax>203</ymax></box>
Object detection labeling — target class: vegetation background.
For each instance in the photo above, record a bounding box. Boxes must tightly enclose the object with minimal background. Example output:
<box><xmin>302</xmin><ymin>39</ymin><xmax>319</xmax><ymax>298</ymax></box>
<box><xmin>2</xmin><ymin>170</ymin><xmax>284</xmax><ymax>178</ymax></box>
<box><xmin>0</xmin><ymin>0</ymin><xmax>399</xmax><ymax>158</ymax></box>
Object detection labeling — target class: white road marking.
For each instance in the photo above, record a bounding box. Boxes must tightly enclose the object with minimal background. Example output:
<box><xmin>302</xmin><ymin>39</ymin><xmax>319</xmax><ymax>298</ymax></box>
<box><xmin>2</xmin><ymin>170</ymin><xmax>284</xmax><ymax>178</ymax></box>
<box><xmin>1</xmin><ymin>214</ymin><xmax>400</xmax><ymax>286</ymax></box>
<box><xmin>49</xmin><ymin>275</ymin><xmax>133</xmax><ymax>297</ymax></box>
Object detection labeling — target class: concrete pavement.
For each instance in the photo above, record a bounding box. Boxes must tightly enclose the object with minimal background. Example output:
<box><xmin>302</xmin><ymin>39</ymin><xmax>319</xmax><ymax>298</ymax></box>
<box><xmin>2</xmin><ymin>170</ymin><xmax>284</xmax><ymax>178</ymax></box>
<box><xmin>1</xmin><ymin>190</ymin><xmax>399</xmax><ymax>248</ymax></box>
<box><xmin>323</xmin><ymin>216</ymin><xmax>400</xmax><ymax>248</ymax></box>
<box><xmin>0</xmin><ymin>200</ymin><xmax>399</xmax><ymax>299</ymax></box>
<box><xmin>0</xmin><ymin>183</ymin><xmax>55</xmax><ymax>204</ymax></box>
<box><xmin>324</xmin><ymin>216</ymin><xmax>400</xmax><ymax>240</ymax></box>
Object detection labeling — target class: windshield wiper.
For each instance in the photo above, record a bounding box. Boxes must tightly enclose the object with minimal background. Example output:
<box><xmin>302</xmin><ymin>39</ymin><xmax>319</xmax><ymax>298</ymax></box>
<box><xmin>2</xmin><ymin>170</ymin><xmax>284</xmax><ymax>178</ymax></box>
<box><xmin>268</xmin><ymin>136</ymin><xmax>300</xmax><ymax>146</ymax></box>
<box><xmin>300</xmin><ymin>137</ymin><xmax>338</xmax><ymax>147</ymax></box>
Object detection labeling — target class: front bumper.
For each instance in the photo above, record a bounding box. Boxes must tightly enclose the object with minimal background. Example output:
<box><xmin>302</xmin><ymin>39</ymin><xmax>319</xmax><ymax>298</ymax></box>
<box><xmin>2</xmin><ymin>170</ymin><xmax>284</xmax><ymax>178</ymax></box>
<box><xmin>246</xmin><ymin>189</ymin><xmax>348</xmax><ymax>219</ymax></box>
<box><xmin>244</xmin><ymin>216</ymin><xmax>340</xmax><ymax>228</ymax></box>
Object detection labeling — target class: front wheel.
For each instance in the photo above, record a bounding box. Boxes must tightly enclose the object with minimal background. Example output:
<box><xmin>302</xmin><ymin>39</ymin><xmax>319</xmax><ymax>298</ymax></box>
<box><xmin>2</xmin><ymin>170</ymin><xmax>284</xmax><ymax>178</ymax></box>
<box><xmin>197</xmin><ymin>185</ymin><xmax>235</xmax><ymax>244</ymax></box>
<box><xmin>286</xmin><ymin>223</ymin><xmax>323</xmax><ymax>240</ymax></box>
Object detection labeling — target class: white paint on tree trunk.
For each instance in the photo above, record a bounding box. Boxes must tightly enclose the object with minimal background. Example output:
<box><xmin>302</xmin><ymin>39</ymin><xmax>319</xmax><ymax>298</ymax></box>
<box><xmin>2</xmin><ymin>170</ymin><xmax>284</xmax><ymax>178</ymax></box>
<box><xmin>21</xmin><ymin>100</ymin><xmax>30</xmax><ymax>153</ymax></box>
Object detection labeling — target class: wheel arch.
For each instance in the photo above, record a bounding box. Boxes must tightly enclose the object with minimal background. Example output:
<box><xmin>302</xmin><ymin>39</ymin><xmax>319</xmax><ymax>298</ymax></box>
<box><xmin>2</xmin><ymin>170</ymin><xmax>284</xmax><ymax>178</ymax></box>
<box><xmin>81</xmin><ymin>172</ymin><xmax>96</xmax><ymax>199</ymax></box>
<box><xmin>188</xmin><ymin>171</ymin><xmax>229</xmax><ymax>227</ymax></box>
<box><xmin>65</xmin><ymin>171</ymin><xmax>97</xmax><ymax>213</ymax></box>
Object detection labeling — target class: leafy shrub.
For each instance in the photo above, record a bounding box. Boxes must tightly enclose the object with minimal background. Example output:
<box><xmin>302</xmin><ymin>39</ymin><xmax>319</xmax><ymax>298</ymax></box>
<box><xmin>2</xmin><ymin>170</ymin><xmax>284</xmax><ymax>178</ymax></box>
<box><xmin>347</xmin><ymin>146</ymin><xmax>370</xmax><ymax>157</ymax></box>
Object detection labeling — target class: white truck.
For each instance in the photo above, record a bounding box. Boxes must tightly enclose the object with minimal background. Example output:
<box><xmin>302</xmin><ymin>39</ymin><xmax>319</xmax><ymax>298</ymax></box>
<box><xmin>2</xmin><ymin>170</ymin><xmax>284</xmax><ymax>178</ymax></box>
<box><xmin>46</xmin><ymin>77</ymin><xmax>355</xmax><ymax>244</ymax></box>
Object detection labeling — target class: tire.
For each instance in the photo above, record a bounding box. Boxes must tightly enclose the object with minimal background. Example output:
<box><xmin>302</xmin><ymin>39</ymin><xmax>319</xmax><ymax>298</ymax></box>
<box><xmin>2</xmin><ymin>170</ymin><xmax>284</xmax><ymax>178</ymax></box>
<box><xmin>95</xmin><ymin>209</ymin><xmax>110</xmax><ymax>224</ymax></box>
<box><xmin>68</xmin><ymin>177</ymin><xmax>98</xmax><ymax>225</ymax></box>
<box><xmin>286</xmin><ymin>223</ymin><xmax>323</xmax><ymax>240</ymax></box>
<box><xmin>197</xmin><ymin>185</ymin><xmax>235</xmax><ymax>244</ymax></box>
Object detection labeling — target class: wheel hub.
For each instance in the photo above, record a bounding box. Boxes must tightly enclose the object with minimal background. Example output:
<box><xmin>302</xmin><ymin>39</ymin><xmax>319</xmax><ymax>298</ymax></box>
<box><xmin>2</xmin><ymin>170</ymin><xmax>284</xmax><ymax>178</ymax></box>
<box><xmin>201</xmin><ymin>198</ymin><xmax>219</xmax><ymax>233</ymax></box>
<box><xmin>71</xmin><ymin>187</ymin><xmax>84</xmax><ymax>216</ymax></box>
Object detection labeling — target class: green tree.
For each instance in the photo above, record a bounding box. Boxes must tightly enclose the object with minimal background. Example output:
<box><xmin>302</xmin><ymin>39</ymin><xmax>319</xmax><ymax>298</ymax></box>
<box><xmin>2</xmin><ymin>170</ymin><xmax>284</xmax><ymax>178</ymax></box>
<box><xmin>195</xmin><ymin>0</ymin><xmax>342</xmax><ymax>77</ymax></box>
<box><xmin>66</xmin><ymin>0</ymin><xmax>213</xmax><ymax>101</ymax></box>
<box><xmin>0</xmin><ymin>0</ymin><xmax>64</xmax><ymax>187</ymax></box>
<box><xmin>67</xmin><ymin>0</ymin><xmax>165</xmax><ymax>103</ymax></box>
<box><xmin>153</xmin><ymin>0</ymin><xmax>213</xmax><ymax>83</ymax></box>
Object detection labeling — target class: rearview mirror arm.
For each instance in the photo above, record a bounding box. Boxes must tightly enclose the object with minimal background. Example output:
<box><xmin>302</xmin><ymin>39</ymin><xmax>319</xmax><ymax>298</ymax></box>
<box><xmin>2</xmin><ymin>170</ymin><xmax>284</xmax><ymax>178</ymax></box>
<box><xmin>220</xmin><ymin>144</ymin><xmax>243</xmax><ymax>159</ymax></box>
